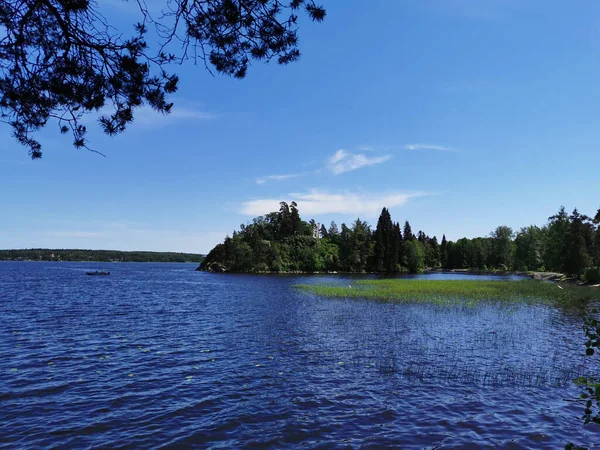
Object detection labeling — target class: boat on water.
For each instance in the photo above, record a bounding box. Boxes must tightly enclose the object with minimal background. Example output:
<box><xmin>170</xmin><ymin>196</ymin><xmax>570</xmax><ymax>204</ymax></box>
<box><xmin>86</xmin><ymin>270</ymin><xmax>110</xmax><ymax>276</ymax></box>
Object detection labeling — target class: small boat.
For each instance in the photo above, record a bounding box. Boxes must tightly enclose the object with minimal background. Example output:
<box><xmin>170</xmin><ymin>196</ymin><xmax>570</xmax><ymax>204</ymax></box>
<box><xmin>86</xmin><ymin>270</ymin><xmax>110</xmax><ymax>276</ymax></box>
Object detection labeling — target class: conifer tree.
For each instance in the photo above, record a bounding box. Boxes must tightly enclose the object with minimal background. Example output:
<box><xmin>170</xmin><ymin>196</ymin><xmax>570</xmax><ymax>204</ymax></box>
<box><xmin>372</xmin><ymin>208</ymin><xmax>393</xmax><ymax>271</ymax></box>
<box><xmin>565</xmin><ymin>208</ymin><xmax>592</xmax><ymax>276</ymax></box>
<box><xmin>328</xmin><ymin>221</ymin><xmax>339</xmax><ymax>236</ymax></box>
<box><xmin>320</xmin><ymin>224</ymin><xmax>328</xmax><ymax>239</ymax></box>
<box><xmin>441</xmin><ymin>234</ymin><xmax>448</xmax><ymax>268</ymax></box>
<box><xmin>593</xmin><ymin>208</ymin><xmax>600</xmax><ymax>266</ymax></box>
<box><xmin>544</xmin><ymin>206</ymin><xmax>570</xmax><ymax>272</ymax></box>
<box><xmin>427</xmin><ymin>236</ymin><xmax>440</xmax><ymax>268</ymax></box>
<box><xmin>403</xmin><ymin>221</ymin><xmax>414</xmax><ymax>241</ymax></box>
<box><xmin>390</xmin><ymin>222</ymin><xmax>402</xmax><ymax>272</ymax></box>
<box><xmin>594</xmin><ymin>225</ymin><xmax>600</xmax><ymax>267</ymax></box>
<box><xmin>290</xmin><ymin>201</ymin><xmax>302</xmax><ymax>235</ymax></box>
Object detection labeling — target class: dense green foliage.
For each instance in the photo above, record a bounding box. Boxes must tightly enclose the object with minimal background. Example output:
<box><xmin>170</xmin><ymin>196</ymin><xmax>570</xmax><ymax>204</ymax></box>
<box><xmin>585</xmin><ymin>268</ymin><xmax>600</xmax><ymax>284</ymax></box>
<box><xmin>443</xmin><ymin>206</ymin><xmax>600</xmax><ymax>278</ymax></box>
<box><xmin>0</xmin><ymin>249</ymin><xmax>204</xmax><ymax>263</ymax></box>
<box><xmin>297</xmin><ymin>279</ymin><xmax>596</xmax><ymax>306</ymax></box>
<box><xmin>201</xmin><ymin>203</ymin><xmax>600</xmax><ymax>277</ymax></box>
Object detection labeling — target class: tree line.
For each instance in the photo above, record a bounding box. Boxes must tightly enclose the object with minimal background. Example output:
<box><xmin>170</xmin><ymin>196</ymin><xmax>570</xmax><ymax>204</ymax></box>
<box><xmin>201</xmin><ymin>202</ymin><xmax>600</xmax><ymax>280</ymax></box>
<box><xmin>1</xmin><ymin>249</ymin><xmax>205</xmax><ymax>263</ymax></box>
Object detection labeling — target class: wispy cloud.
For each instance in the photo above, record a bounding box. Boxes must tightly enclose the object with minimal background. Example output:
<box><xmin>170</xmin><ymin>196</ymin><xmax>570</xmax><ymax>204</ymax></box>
<box><xmin>405</xmin><ymin>144</ymin><xmax>459</xmax><ymax>153</ymax></box>
<box><xmin>240</xmin><ymin>190</ymin><xmax>429</xmax><ymax>218</ymax></box>
<box><xmin>132</xmin><ymin>105</ymin><xmax>217</xmax><ymax>127</ymax></box>
<box><xmin>256</xmin><ymin>171</ymin><xmax>317</xmax><ymax>185</ymax></box>
<box><xmin>94</xmin><ymin>102</ymin><xmax>216</xmax><ymax>129</ymax></box>
<box><xmin>255</xmin><ymin>146</ymin><xmax>389</xmax><ymax>184</ymax></box>
<box><xmin>327</xmin><ymin>149</ymin><xmax>391</xmax><ymax>175</ymax></box>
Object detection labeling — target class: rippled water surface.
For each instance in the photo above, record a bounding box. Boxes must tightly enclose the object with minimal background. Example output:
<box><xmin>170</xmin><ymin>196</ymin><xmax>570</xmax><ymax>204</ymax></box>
<box><xmin>1</xmin><ymin>262</ymin><xmax>598</xmax><ymax>448</ymax></box>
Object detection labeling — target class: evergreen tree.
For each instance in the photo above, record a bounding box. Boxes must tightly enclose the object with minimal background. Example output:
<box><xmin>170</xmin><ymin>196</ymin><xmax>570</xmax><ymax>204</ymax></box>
<box><xmin>290</xmin><ymin>201</ymin><xmax>302</xmax><ymax>235</ymax></box>
<box><xmin>328</xmin><ymin>221</ymin><xmax>339</xmax><ymax>237</ymax></box>
<box><xmin>426</xmin><ymin>236</ymin><xmax>440</xmax><ymax>268</ymax></box>
<box><xmin>327</xmin><ymin>221</ymin><xmax>340</xmax><ymax>246</ymax></box>
<box><xmin>444</xmin><ymin>241</ymin><xmax>455</xmax><ymax>269</ymax></box>
<box><xmin>594</xmin><ymin>225</ymin><xmax>600</xmax><ymax>267</ymax></box>
<box><xmin>403</xmin><ymin>221</ymin><xmax>414</xmax><ymax>241</ymax></box>
<box><xmin>394</xmin><ymin>222</ymin><xmax>406</xmax><ymax>267</ymax></box>
<box><xmin>372</xmin><ymin>208</ymin><xmax>394</xmax><ymax>271</ymax></box>
<box><xmin>338</xmin><ymin>223</ymin><xmax>352</xmax><ymax>271</ymax></box>
<box><xmin>544</xmin><ymin>206</ymin><xmax>570</xmax><ymax>272</ymax></box>
<box><xmin>564</xmin><ymin>208</ymin><xmax>592</xmax><ymax>276</ymax></box>
<box><xmin>383</xmin><ymin>218</ymin><xmax>398</xmax><ymax>272</ymax></box>
<box><xmin>278</xmin><ymin>201</ymin><xmax>292</xmax><ymax>238</ymax></box>
<box><xmin>372</xmin><ymin>217</ymin><xmax>385</xmax><ymax>271</ymax></box>
<box><xmin>594</xmin><ymin>209</ymin><xmax>600</xmax><ymax>266</ymax></box>
<box><xmin>391</xmin><ymin>222</ymin><xmax>402</xmax><ymax>271</ymax></box>
<box><xmin>320</xmin><ymin>224</ymin><xmax>328</xmax><ymax>239</ymax></box>
<box><xmin>441</xmin><ymin>234</ymin><xmax>448</xmax><ymax>268</ymax></box>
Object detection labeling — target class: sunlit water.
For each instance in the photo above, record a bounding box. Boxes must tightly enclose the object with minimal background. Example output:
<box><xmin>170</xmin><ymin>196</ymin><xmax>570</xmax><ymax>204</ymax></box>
<box><xmin>1</xmin><ymin>262</ymin><xmax>598</xmax><ymax>448</ymax></box>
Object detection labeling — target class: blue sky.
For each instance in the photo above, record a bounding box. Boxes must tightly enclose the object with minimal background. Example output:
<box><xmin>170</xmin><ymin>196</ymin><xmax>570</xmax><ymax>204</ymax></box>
<box><xmin>1</xmin><ymin>0</ymin><xmax>600</xmax><ymax>253</ymax></box>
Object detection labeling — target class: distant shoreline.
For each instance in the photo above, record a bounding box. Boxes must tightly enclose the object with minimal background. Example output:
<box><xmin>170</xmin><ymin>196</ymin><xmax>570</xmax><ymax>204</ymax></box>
<box><xmin>2</xmin><ymin>259</ymin><xmax>202</xmax><ymax>263</ymax></box>
<box><xmin>1</xmin><ymin>249</ymin><xmax>205</xmax><ymax>264</ymax></box>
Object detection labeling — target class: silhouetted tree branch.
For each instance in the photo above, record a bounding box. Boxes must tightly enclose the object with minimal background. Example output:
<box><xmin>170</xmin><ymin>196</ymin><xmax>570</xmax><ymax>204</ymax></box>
<box><xmin>0</xmin><ymin>0</ymin><xmax>325</xmax><ymax>158</ymax></box>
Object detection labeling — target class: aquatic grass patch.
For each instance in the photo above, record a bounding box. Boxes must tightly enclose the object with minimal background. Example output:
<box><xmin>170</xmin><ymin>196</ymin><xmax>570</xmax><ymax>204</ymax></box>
<box><xmin>296</xmin><ymin>279</ymin><xmax>598</xmax><ymax>306</ymax></box>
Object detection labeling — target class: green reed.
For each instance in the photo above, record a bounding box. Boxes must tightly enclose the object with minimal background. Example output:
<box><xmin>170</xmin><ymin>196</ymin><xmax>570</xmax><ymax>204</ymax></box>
<box><xmin>296</xmin><ymin>279</ymin><xmax>597</xmax><ymax>306</ymax></box>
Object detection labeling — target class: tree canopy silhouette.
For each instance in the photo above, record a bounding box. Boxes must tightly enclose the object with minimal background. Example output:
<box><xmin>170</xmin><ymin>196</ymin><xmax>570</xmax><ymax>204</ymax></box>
<box><xmin>0</xmin><ymin>0</ymin><xmax>326</xmax><ymax>158</ymax></box>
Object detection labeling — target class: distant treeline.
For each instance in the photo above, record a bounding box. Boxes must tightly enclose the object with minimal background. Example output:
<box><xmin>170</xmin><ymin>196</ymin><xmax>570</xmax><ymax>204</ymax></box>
<box><xmin>1</xmin><ymin>249</ymin><xmax>205</xmax><ymax>263</ymax></box>
<box><xmin>201</xmin><ymin>202</ymin><xmax>600</xmax><ymax>281</ymax></box>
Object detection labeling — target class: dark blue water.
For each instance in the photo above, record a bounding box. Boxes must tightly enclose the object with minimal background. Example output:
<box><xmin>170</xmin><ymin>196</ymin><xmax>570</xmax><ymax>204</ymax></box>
<box><xmin>1</xmin><ymin>262</ymin><xmax>598</xmax><ymax>448</ymax></box>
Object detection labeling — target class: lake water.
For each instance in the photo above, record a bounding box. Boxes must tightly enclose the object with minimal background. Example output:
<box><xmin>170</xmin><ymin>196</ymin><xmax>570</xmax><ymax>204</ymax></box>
<box><xmin>1</xmin><ymin>262</ymin><xmax>598</xmax><ymax>448</ymax></box>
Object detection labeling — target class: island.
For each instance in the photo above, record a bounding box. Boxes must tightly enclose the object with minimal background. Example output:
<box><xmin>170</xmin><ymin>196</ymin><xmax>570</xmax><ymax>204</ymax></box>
<box><xmin>199</xmin><ymin>202</ymin><xmax>600</xmax><ymax>283</ymax></box>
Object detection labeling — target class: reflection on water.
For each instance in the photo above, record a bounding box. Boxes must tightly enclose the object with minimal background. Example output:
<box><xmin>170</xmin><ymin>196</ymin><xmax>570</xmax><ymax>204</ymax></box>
<box><xmin>0</xmin><ymin>262</ymin><xmax>597</xmax><ymax>448</ymax></box>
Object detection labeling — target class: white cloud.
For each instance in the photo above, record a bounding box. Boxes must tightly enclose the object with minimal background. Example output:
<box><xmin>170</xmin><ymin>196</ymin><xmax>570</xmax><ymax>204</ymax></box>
<box><xmin>327</xmin><ymin>149</ymin><xmax>391</xmax><ymax>175</ymax></box>
<box><xmin>256</xmin><ymin>173</ymin><xmax>306</xmax><ymax>185</ymax></box>
<box><xmin>240</xmin><ymin>190</ymin><xmax>428</xmax><ymax>218</ymax></box>
<box><xmin>252</xmin><ymin>147</ymin><xmax>388</xmax><ymax>185</ymax></box>
<box><xmin>94</xmin><ymin>102</ymin><xmax>216</xmax><ymax>129</ymax></box>
<box><xmin>132</xmin><ymin>105</ymin><xmax>216</xmax><ymax>127</ymax></box>
<box><xmin>405</xmin><ymin>144</ymin><xmax>459</xmax><ymax>153</ymax></box>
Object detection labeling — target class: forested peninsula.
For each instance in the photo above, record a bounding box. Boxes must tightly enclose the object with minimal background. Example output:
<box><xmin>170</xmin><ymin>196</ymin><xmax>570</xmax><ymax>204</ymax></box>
<box><xmin>1</xmin><ymin>249</ymin><xmax>204</xmax><ymax>263</ymax></box>
<box><xmin>200</xmin><ymin>202</ymin><xmax>600</xmax><ymax>283</ymax></box>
